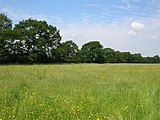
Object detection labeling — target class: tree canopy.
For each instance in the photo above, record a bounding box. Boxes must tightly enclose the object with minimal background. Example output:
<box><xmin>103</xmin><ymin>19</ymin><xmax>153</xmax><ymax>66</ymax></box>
<box><xmin>55</xmin><ymin>40</ymin><xmax>78</xmax><ymax>63</ymax></box>
<box><xmin>0</xmin><ymin>13</ymin><xmax>12</xmax><ymax>30</ymax></box>
<box><xmin>13</xmin><ymin>19</ymin><xmax>61</xmax><ymax>63</ymax></box>
<box><xmin>0</xmin><ymin>13</ymin><xmax>13</xmax><ymax>63</ymax></box>
<box><xmin>78</xmin><ymin>41</ymin><xmax>104</xmax><ymax>63</ymax></box>
<box><xmin>0</xmin><ymin>13</ymin><xmax>159</xmax><ymax>64</ymax></box>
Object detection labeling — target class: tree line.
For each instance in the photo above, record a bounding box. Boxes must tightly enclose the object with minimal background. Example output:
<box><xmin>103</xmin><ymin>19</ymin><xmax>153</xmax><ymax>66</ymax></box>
<box><xmin>0</xmin><ymin>13</ymin><xmax>160</xmax><ymax>64</ymax></box>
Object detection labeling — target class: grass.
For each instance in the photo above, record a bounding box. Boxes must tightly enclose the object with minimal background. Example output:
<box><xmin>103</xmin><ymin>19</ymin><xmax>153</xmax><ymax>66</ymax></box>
<box><xmin>0</xmin><ymin>64</ymin><xmax>160</xmax><ymax>120</ymax></box>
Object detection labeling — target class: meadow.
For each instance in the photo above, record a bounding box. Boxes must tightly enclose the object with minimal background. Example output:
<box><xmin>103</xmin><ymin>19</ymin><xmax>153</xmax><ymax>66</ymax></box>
<box><xmin>0</xmin><ymin>64</ymin><xmax>160</xmax><ymax>120</ymax></box>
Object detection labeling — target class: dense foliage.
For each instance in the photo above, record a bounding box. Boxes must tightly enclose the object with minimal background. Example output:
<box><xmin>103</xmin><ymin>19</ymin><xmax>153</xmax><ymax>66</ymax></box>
<box><xmin>0</xmin><ymin>13</ymin><xmax>160</xmax><ymax>64</ymax></box>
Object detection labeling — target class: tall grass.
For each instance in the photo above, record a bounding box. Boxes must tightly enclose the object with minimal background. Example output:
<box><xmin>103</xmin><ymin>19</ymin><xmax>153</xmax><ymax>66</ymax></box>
<box><xmin>0</xmin><ymin>64</ymin><xmax>160</xmax><ymax>120</ymax></box>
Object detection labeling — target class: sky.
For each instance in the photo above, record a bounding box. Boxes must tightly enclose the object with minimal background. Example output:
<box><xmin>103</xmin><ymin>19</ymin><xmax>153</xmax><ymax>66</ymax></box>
<box><xmin>0</xmin><ymin>0</ymin><xmax>160</xmax><ymax>56</ymax></box>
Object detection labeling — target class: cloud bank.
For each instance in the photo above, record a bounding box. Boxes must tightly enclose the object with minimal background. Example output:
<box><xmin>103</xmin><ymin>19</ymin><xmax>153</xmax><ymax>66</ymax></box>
<box><xmin>60</xmin><ymin>17</ymin><xmax>160</xmax><ymax>56</ymax></box>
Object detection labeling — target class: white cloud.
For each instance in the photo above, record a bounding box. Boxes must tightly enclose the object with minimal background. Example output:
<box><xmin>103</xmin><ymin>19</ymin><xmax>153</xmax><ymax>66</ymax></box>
<box><xmin>61</xmin><ymin>22</ymin><xmax>132</xmax><ymax>51</ymax></box>
<box><xmin>128</xmin><ymin>30</ymin><xmax>137</xmax><ymax>37</ymax></box>
<box><xmin>0</xmin><ymin>6</ymin><xmax>65</xmax><ymax>26</ymax></box>
<box><xmin>87</xmin><ymin>3</ymin><xmax>100</xmax><ymax>7</ymax></box>
<box><xmin>150</xmin><ymin>35</ymin><xmax>158</xmax><ymax>39</ymax></box>
<box><xmin>1</xmin><ymin>6</ymin><xmax>48</xmax><ymax>23</ymax></box>
<box><xmin>131</xmin><ymin>21</ymin><xmax>145</xmax><ymax>31</ymax></box>
<box><xmin>60</xmin><ymin>17</ymin><xmax>160</xmax><ymax>56</ymax></box>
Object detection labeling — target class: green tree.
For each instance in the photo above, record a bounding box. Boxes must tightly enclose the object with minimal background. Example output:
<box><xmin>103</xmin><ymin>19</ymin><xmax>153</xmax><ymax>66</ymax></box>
<box><xmin>55</xmin><ymin>40</ymin><xmax>78</xmax><ymax>63</ymax></box>
<box><xmin>130</xmin><ymin>53</ymin><xmax>143</xmax><ymax>63</ymax></box>
<box><xmin>114</xmin><ymin>51</ymin><xmax>132</xmax><ymax>63</ymax></box>
<box><xmin>0</xmin><ymin>13</ymin><xmax>12</xmax><ymax>63</ymax></box>
<box><xmin>14</xmin><ymin>19</ymin><xmax>61</xmax><ymax>63</ymax></box>
<box><xmin>79</xmin><ymin>41</ymin><xmax>104</xmax><ymax>63</ymax></box>
<box><xmin>142</xmin><ymin>57</ymin><xmax>154</xmax><ymax>63</ymax></box>
<box><xmin>0</xmin><ymin>13</ymin><xmax>12</xmax><ymax>29</ymax></box>
<box><xmin>153</xmin><ymin>55</ymin><xmax>160</xmax><ymax>63</ymax></box>
<box><xmin>103</xmin><ymin>48</ymin><xmax>116</xmax><ymax>63</ymax></box>
<box><xmin>122</xmin><ymin>52</ymin><xmax>132</xmax><ymax>63</ymax></box>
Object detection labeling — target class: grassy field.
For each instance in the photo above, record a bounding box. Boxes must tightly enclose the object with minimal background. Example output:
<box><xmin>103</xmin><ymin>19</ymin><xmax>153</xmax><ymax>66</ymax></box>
<box><xmin>0</xmin><ymin>64</ymin><xmax>160</xmax><ymax>120</ymax></box>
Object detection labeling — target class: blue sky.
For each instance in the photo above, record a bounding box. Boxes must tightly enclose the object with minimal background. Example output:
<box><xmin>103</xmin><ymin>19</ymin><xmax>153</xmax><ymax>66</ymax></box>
<box><xmin>0</xmin><ymin>0</ymin><xmax>160</xmax><ymax>56</ymax></box>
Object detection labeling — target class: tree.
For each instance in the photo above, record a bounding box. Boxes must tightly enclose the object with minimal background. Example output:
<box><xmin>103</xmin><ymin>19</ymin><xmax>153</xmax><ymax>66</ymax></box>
<box><xmin>78</xmin><ymin>41</ymin><xmax>104</xmax><ymax>63</ymax></box>
<box><xmin>142</xmin><ymin>55</ymin><xmax>160</xmax><ymax>63</ymax></box>
<box><xmin>0</xmin><ymin>13</ymin><xmax>12</xmax><ymax>29</ymax></box>
<box><xmin>114</xmin><ymin>51</ymin><xmax>132</xmax><ymax>63</ymax></box>
<box><xmin>55</xmin><ymin>40</ymin><xmax>78</xmax><ymax>63</ymax></box>
<box><xmin>13</xmin><ymin>19</ymin><xmax>61</xmax><ymax>63</ymax></box>
<box><xmin>153</xmin><ymin>55</ymin><xmax>160</xmax><ymax>63</ymax></box>
<box><xmin>0</xmin><ymin>13</ymin><xmax>12</xmax><ymax>63</ymax></box>
<box><xmin>142</xmin><ymin>57</ymin><xmax>154</xmax><ymax>63</ymax></box>
<box><xmin>121</xmin><ymin>52</ymin><xmax>132</xmax><ymax>63</ymax></box>
<box><xmin>103</xmin><ymin>48</ymin><xmax>116</xmax><ymax>63</ymax></box>
<box><xmin>130</xmin><ymin>53</ymin><xmax>143</xmax><ymax>63</ymax></box>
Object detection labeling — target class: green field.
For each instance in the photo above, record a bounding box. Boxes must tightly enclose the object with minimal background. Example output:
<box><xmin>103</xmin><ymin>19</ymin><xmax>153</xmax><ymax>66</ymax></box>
<box><xmin>0</xmin><ymin>64</ymin><xmax>160</xmax><ymax>120</ymax></box>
